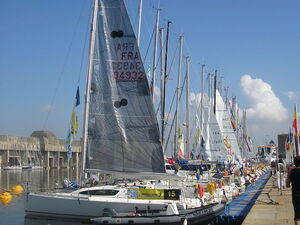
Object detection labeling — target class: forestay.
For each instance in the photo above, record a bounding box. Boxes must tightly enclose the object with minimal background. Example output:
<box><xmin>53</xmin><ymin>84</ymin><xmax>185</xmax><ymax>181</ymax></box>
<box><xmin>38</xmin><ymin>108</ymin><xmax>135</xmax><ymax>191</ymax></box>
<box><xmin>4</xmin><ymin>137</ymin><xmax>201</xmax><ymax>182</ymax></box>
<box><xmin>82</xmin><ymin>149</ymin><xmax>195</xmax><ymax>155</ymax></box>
<box><xmin>84</xmin><ymin>0</ymin><xmax>165</xmax><ymax>173</ymax></box>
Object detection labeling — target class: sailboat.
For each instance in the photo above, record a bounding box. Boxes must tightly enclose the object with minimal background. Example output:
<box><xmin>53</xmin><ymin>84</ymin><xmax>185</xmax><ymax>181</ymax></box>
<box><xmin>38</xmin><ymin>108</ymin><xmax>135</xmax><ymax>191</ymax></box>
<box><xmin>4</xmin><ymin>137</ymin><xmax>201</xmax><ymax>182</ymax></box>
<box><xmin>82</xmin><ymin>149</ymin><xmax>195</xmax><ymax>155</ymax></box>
<box><xmin>199</xmin><ymin>94</ymin><xmax>228</xmax><ymax>162</ymax></box>
<box><xmin>215</xmin><ymin>90</ymin><xmax>242</xmax><ymax>162</ymax></box>
<box><xmin>25</xmin><ymin>0</ymin><xmax>224</xmax><ymax>224</ymax></box>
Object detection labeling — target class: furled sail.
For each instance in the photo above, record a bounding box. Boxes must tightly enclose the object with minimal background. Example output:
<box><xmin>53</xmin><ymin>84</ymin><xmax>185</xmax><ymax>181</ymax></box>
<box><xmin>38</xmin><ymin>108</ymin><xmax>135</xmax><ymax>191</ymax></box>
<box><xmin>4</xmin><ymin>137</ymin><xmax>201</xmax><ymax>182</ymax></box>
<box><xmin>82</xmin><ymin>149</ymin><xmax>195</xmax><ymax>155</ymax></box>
<box><xmin>84</xmin><ymin>0</ymin><xmax>165</xmax><ymax>173</ymax></box>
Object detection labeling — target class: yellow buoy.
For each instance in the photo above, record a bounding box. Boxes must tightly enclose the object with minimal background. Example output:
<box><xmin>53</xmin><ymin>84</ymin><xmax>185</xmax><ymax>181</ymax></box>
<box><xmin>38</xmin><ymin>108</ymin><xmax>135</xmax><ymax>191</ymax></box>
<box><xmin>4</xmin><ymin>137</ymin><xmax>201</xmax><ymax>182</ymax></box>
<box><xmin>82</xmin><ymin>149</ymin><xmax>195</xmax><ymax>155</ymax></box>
<box><xmin>11</xmin><ymin>185</ymin><xmax>24</xmax><ymax>196</ymax></box>
<box><xmin>0</xmin><ymin>192</ymin><xmax>13</xmax><ymax>205</ymax></box>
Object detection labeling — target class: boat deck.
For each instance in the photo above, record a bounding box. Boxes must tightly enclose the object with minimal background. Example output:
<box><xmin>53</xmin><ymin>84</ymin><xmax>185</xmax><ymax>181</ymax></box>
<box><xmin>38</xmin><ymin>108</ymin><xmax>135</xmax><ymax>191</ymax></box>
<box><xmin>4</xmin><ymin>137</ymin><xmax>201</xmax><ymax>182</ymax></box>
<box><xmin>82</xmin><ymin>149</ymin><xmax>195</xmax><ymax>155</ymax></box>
<box><xmin>242</xmin><ymin>175</ymin><xmax>294</xmax><ymax>225</ymax></box>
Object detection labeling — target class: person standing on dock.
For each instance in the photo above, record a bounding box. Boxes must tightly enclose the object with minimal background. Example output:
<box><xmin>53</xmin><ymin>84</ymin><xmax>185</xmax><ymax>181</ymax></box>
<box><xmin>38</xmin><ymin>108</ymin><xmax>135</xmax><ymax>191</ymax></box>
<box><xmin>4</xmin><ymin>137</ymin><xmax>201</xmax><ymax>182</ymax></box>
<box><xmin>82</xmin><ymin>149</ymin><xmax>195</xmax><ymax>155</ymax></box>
<box><xmin>270</xmin><ymin>159</ymin><xmax>276</xmax><ymax>176</ymax></box>
<box><xmin>277</xmin><ymin>155</ymin><xmax>286</xmax><ymax>190</ymax></box>
<box><xmin>286</xmin><ymin>156</ymin><xmax>300</xmax><ymax>225</ymax></box>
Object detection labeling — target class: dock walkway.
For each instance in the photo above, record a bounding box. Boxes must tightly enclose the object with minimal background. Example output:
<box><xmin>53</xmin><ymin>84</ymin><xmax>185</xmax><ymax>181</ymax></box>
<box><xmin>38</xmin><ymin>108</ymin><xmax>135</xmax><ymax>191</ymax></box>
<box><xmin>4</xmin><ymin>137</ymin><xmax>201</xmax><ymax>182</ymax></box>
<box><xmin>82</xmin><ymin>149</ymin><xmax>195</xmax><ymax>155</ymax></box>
<box><xmin>242</xmin><ymin>175</ymin><xmax>294</xmax><ymax>225</ymax></box>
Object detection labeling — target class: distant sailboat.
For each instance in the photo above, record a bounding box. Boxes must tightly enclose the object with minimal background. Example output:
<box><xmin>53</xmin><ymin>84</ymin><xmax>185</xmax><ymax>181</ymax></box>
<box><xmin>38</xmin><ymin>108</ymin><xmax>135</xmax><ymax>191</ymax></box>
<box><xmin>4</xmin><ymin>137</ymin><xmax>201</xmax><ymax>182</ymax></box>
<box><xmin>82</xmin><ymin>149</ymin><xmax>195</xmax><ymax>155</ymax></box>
<box><xmin>200</xmin><ymin>94</ymin><xmax>228</xmax><ymax>162</ymax></box>
<box><xmin>215</xmin><ymin>90</ymin><xmax>242</xmax><ymax>161</ymax></box>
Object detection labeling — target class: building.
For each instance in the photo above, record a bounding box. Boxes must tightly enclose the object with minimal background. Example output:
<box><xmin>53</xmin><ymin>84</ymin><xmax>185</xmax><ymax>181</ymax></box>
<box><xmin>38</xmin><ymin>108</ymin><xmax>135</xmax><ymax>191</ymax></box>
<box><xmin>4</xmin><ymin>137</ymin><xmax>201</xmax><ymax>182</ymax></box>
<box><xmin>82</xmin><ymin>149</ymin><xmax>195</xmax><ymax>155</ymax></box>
<box><xmin>277</xmin><ymin>134</ymin><xmax>288</xmax><ymax>159</ymax></box>
<box><xmin>0</xmin><ymin>130</ymin><xmax>81</xmax><ymax>169</ymax></box>
<box><xmin>257</xmin><ymin>143</ymin><xmax>277</xmax><ymax>160</ymax></box>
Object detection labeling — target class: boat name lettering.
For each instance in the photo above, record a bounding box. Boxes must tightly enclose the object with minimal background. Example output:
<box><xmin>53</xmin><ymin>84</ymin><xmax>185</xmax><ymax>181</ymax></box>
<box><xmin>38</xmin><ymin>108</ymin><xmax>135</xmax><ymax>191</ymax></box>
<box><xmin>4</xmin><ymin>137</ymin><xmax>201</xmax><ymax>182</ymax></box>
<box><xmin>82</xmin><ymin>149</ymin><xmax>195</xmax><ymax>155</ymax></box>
<box><xmin>112</xmin><ymin>62</ymin><xmax>142</xmax><ymax>71</ymax></box>
<box><xmin>117</xmin><ymin>42</ymin><xmax>134</xmax><ymax>51</ymax></box>
<box><xmin>191</xmin><ymin>207</ymin><xmax>213</xmax><ymax>217</ymax></box>
<box><xmin>113</xmin><ymin>71</ymin><xmax>143</xmax><ymax>80</ymax></box>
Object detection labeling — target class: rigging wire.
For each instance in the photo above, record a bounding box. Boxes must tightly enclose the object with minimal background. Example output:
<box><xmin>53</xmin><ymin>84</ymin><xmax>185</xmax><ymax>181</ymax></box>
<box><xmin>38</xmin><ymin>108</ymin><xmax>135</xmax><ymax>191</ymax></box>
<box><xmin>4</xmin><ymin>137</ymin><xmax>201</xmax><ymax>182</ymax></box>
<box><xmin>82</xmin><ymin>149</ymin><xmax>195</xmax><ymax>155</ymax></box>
<box><xmin>164</xmin><ymin>71</ymin><xmax>187</xmax><ymax>153</ymax></box>
<box><xmin>42</xmin><ymin>0</ymin><xmax>89</xmax><ymax>129</ymax></box>
<box><xmin>76</xmin><ymin>2</ymin><xmax>93</xmax><ymax>85</ymax></box>
<box><xmin>142</xmin><ymin>26</ymin><xmax>155</xmax><ymax>66</ymax></box>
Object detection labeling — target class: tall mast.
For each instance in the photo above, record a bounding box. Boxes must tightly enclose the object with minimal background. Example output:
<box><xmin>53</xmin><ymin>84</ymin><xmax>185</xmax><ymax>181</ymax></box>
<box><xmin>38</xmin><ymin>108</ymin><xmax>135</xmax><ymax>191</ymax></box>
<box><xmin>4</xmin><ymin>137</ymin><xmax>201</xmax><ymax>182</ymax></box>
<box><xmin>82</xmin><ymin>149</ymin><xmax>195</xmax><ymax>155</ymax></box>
<box><xmin>159</xmin><ymin>28</ymin><xmax>165</xmax><ymax>149</ymax></box>
<box><xmin>213</xmin><ymin>70</ymin><xmax>217</xmax><ymax>115</ymax></box>
<box><xmin>137</xmin><ymin>0</ymin><xmax>143</xmax><ymax>46</ymax></box>
<box><xmin>185</xmin><ymin>56</ymin><xmax>190</xmax><ymax>159</ymax></box>
<box><xmin>162</xmin><ymin>21</ymin><xmax>171</xmax><ymax>151</ymax></box>
<box><xmin>81</xmin><ymin>0</ymin><xmax>98</xmax><ymax>181</ymax></box>
<box><xmin>151</xmin><ymin>8</ymin><xmax>160</xmax><ymax>102</ymax></box>
<box><xmin>200</xmin><ymin>65</ymin><xmax>205</xmax><ymax>129</ymax></box>
<box><xmin>174</xmin><ymin>36</ymin><xmax>184</xmax><ymax>159</ymax></box>
<box><xmin>208</xmin><ymin>74</ymin><xmax>211</xmax><ymax>101</ymax></box>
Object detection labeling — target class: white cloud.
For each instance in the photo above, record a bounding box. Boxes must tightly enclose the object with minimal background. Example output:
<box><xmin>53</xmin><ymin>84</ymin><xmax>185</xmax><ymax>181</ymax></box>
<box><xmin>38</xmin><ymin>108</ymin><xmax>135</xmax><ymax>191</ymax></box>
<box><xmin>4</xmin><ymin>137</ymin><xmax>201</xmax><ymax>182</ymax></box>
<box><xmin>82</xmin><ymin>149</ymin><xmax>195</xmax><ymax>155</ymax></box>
<box><xmin>40</xmin><ymin>105</ymin><xmax>55</xmax><ymax>111</ymax></box>
<box><xmin>240</xmin><ymin>74</ymin><xmax>288</xmax><ymax>123</ymax></box>
<box><xmin>190</xmin><ymin>92</ymin><xmax>201</xmax><ymax>105</ymax></box>
<box><xmin>153</xmin><ymin>84</ymin><xmax>161</xmax><ymax>104</ymax></box>
<box><xmin>283</xmin><ymin>91</ymin><xmax>299</xmax><ymax>100</ymax></box>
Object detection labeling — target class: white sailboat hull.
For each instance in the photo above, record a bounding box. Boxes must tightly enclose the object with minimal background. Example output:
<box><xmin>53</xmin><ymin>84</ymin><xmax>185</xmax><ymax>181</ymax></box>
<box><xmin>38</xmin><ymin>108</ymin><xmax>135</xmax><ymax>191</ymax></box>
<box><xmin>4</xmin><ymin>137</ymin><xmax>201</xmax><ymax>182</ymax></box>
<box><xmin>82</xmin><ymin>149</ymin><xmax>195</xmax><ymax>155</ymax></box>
<box><xmin>25</xmin><ymin>192</ymin><xmax>181</xmax><ymax>221</ymax></box>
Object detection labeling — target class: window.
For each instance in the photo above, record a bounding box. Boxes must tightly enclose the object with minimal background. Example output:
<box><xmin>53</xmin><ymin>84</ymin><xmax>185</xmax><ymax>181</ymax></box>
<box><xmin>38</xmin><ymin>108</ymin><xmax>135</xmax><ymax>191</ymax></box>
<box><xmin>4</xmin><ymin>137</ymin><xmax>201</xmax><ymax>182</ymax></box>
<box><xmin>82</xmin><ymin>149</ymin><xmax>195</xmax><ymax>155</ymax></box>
<box><xmin>79</xmin><ymin>190</ymin><xmax>119</xmax><ymax>196</ymax></box>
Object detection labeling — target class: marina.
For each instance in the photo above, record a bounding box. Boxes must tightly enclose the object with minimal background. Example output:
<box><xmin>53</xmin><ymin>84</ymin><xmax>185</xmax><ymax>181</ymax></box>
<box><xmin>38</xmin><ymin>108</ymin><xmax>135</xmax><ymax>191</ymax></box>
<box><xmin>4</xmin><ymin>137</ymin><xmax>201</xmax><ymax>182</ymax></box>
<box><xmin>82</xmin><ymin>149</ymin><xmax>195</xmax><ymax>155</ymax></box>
<box><xmin>1</xmin><ymin>0</ymin><xmax>300</xmax><ymax>225</ymax></box>
<box><xmin>0</xmin><ymin>167</ymin><xmax>287</xmax><ymax>225</ymax></box>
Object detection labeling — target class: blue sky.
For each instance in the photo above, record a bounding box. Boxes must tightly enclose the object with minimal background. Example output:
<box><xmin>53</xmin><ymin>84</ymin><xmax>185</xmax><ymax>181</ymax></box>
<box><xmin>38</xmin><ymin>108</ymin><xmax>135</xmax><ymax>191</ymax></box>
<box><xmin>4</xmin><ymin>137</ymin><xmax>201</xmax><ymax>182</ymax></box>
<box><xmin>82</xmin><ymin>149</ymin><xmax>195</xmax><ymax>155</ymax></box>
<box><xmin>1</xmin><ymin>0</ymin><xmax>300</xmax><ymax>147</ymax></box>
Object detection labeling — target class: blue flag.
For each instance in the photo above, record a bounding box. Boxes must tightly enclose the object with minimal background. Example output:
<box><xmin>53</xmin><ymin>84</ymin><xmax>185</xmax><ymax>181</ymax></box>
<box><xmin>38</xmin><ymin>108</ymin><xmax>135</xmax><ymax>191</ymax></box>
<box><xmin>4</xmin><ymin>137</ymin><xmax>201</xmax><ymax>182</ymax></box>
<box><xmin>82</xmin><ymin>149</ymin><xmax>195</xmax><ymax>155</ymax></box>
<box><xmin>200</xmin><ymin>137</ymin><xmax>205</xmax><ymax>148</ymax></box>
<box><xmin>66</xmin><ymin>129</ymin><xmax>72</xmax><ymax>160</ymax></box>
<box><xmin>75</xmin><ymin>86</ymin><xmax>80</xmax><ymax>106</ymax></box>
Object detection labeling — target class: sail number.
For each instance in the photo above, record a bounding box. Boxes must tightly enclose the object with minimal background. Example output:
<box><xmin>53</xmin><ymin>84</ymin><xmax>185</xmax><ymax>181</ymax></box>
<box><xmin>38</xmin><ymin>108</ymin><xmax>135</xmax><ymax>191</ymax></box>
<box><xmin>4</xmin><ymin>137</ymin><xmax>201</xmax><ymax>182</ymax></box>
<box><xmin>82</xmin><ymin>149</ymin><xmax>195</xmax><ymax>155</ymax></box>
<box><xmin>113</xmin><ymin>71</ymin><xmax>143</xmax><ymax>80</ymax></box>
<box><xmin>164</xmin><ymin>189</ymin><xmax>181</xmax><ymax>200</ymax></box>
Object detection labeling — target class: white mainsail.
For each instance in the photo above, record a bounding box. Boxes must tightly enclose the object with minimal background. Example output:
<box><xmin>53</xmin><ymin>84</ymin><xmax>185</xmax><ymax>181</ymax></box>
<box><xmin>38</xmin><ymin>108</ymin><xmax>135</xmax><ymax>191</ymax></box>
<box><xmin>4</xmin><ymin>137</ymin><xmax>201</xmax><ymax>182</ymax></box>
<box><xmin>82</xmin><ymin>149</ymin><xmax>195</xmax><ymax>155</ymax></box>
<box><xmin>200</xmin><ymin>94</ymin><xmax>227</xmax><ymax>162</ymax></box>
<box><xmin>83</xmin><ymin>0</ymin><xmax>165</xmax><ymax>174</ymax></box>
<box><xmin>215</xmin><ymin>90</ymin><xmax>242</xmax><ymax>161</ymax></box>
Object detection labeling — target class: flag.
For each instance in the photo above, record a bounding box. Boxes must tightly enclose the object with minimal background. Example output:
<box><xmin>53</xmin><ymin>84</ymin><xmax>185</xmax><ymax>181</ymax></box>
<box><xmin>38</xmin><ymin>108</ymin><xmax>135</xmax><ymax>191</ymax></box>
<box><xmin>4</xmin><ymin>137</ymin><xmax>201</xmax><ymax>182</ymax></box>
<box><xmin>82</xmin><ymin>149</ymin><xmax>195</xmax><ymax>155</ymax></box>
<box><xmin>195</xmin><ymin>128</ymin><xmax>201</xmax><ymax>145</ymax></box>
<box><xmin>200</xmin><ymin>136</ymin><xmax>205</xmax><ymax>148</ymax></box>
<box><xmin>286</xmin><ymin>127</ymin><xmax>294</xmax><ymax>152</ymax></box>
<box><xmin>195</xmin><ymin>115</ymin><xmax>201</xmax><ymax>145</ymax></box>
<box><xmin>71</xmin><ymin>87</ymin><xmax>80</xmax><ymax>138</ymax></box>
<box><xmin>230</xmin><ymin>118</ymin><xmax>236</xmax><ymax>131</ymax></box>
<box><xmin>293</xmin><ymin>104</ymin><xmax>299</xmax><ymax>156</ymax></box>
<box><xmin>285</xmin><ymin>135</ymin><xmax>290</xmax><ymax>151</ymax></box>
<box><xmin>293</xmin><ymin>105</ymin><xmax>298</xmax><ymax>136</ymax></box>
<box><xmin>66</xmin><ymin>86</ymin><xmax>80</xmax><ymax>160</ymax></box>
<box><xmin>229</xmin><ymin>103</ymin><xmax>236</xmax><ymax>131</ymax></box>
<box><xmin>71</xmin><ymin>111</ymin><xmax>79</xmax><ymax>138</ymax></box>
<box><xmin>75</xmin><ymin>86</ymin><xmax>80</xmax><ymax>106</ymax></box>
<box><xmin>65</xmin><ymin>130</ymin><xmax>72</xmax><ymax>160</ymax></box>
<box><xmin>178</xmin><ymin>127</ymin><xmax>184</xmax><ymax>158</ymax></box>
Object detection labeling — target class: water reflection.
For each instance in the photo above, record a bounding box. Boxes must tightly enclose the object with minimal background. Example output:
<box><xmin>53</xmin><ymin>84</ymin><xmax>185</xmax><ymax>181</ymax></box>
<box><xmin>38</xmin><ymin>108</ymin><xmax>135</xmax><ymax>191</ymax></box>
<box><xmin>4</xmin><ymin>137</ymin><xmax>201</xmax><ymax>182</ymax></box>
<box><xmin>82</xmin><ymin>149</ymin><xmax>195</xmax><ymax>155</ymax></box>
<box><xmin>24</xmin><ymin>217</ymin><xmax>91</xmax><ymax>225</ymax></box>
<box><xmin>0</xmin><ymin>168</ymin><xmax>80</xmax><ymax>225</ymax></box>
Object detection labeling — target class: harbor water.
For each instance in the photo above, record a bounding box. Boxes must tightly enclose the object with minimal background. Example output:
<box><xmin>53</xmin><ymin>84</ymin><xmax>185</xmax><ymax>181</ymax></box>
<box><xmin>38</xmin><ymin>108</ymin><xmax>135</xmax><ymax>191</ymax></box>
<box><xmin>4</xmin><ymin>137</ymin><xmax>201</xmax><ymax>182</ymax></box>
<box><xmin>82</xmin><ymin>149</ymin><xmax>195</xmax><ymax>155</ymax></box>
<box><xmin>0</xmin><ymin>168</ymin><xmax>82</xmax><ymax>225</ymax></box>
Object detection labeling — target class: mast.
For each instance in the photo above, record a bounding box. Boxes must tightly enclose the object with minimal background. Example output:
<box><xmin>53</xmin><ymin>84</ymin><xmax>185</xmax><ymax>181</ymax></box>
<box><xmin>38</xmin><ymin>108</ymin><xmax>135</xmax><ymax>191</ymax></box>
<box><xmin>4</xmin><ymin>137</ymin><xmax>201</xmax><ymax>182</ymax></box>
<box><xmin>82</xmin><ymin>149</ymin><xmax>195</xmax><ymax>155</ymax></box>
<box><xmin>151</xmin><ymin>8</ymin><xmax>160</xmax><ymax>102</ymax></box>
<box><xmin>160</xmin><ymin>28</ymin><xmax>165</xmax><ymax>151</ymax></box>
<box><xmin>162</xmin><ymin>21</ymin><xmax>171</xmax><ymax>151</ymax></box>
<box><xmin>137</xmin><ymin>0</ymin><xmax>143</xmax><ymax>46</ymax></box>
<box><xmin>213</xmin><ymin>70</ymin><xmax>217</xmax><ymax>115</ymax></box>
<box><xmin>207</xmin><ymin>73</ymin><xmax>211</xmax><ymax>104</ymax></box>
<box><xmin>81</xmin><ymin>0</ymin><xmax>98</xmax><ymax>180</ymax></box>
<box><xmin>174</xmin><ymin>36</ymin><xmax>184</xmax><ymax>159</ymax></box>
<box><xmin>200</xmin><ymin>65</ymin><xmax>205</xmax><ymax>130</ymax></box>
<box><xmin>185</xmin><ymin>56</ymin><xmax>190</xmax><ymax>159</ymax></box>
